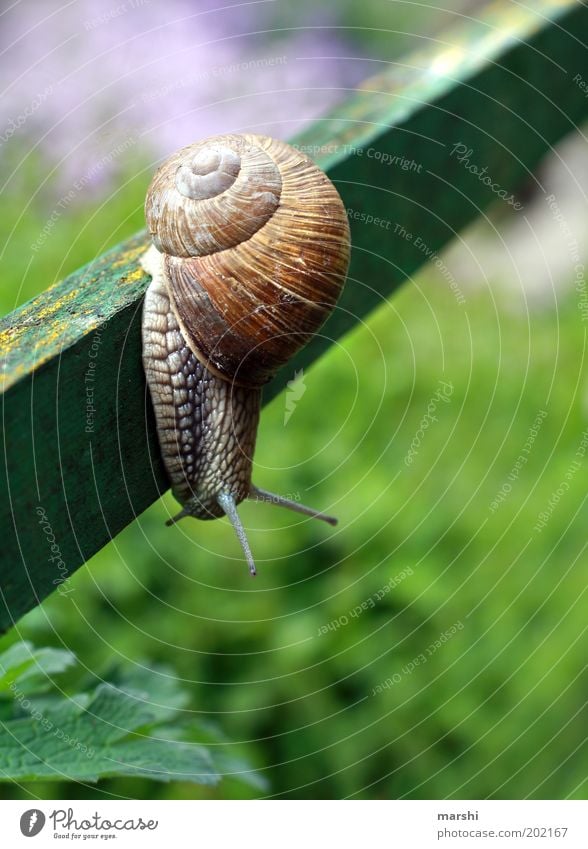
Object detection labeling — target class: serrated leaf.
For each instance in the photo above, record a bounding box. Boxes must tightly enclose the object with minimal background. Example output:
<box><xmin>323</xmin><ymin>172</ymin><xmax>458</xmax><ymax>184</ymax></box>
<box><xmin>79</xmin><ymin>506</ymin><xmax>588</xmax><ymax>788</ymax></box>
<box><xmin>0</xmin><ymin>644</ymin><xmax>265</xmax><ymax>792</ymax></box>
<box><xmin>0</xmin><ymin>684</ymin><xmax>219</xmax><ymax>784</ymax></box>
<box><xmin>0</xmin><ymin>642</ymin><xmax>34</xmax><ymax>676</ymax></box>
<box><xmin>17</xmin><ymin>647</ymin><xmax>76</xmax><ymax>685</ymax></box>
<box><xmin>0</xmin><ymin>642</ymin><xmax>75</xmax><ymax>694</ymax></box>
<box><xmin>151</xmin><ymin>722</ymin><xmax>268</xmax><ymax>792</ymax></box>
<box><xmin>108</xmin><ymin>662</ymin><xmax>190</xmax><ymax>722</ymax></box>
<box><xmin>210</xmin><ymin>751</ymin><xmax>268</xmax><ymax>792</ymax></box>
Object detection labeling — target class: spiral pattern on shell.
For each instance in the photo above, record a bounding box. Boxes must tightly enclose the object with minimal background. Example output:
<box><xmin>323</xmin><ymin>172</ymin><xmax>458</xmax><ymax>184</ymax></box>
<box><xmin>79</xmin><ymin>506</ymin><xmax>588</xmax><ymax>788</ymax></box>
<box><xmin>145</xmin><ymin>133</ymin><xmax>350</xmax><ymax>387</ymax></box>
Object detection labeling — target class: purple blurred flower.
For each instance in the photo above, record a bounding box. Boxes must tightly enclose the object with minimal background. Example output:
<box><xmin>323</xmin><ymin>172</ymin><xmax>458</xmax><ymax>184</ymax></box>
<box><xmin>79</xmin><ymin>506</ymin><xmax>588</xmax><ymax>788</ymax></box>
<box><xmin>0</xmin><ymin>0</ymin><xmax>363</xmax><ymax>196</ymax></box>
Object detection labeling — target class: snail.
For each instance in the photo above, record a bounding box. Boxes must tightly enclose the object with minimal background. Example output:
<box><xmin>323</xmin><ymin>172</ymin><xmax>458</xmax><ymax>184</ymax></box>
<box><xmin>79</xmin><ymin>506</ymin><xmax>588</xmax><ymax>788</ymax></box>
<box><xmin>140</xmin><ymin>133</ymin><xmax>350</xmax><ymax>575</ymax></box>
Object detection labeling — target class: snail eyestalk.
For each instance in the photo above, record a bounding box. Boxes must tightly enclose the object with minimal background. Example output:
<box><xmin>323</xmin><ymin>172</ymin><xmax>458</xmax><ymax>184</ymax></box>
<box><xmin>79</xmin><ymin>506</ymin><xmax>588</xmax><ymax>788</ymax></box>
<box><xmin>249</xmin><ymin>485</ymin><xmax>338</xmax><ymax>527</ymax></box>
<box><xmin>217</xmin><ymin>492</ymin><xmax>257</xmax><ymax>577</ymax></box>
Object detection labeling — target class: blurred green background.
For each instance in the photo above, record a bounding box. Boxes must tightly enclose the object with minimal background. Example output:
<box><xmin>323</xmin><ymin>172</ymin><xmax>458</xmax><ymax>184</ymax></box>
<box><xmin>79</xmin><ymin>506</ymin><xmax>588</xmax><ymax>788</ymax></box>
<box><xmin>1</xmin><ymin>0</ymin><xmax>587</xmax><ymax>800</ymax></box>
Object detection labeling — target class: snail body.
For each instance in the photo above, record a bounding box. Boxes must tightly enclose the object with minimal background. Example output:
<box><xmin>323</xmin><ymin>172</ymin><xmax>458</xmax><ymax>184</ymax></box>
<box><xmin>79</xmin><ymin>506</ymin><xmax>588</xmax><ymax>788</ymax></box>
<box><xmin>141</xmin><ymin>133</ymin><xmax>350</xmax><ymax>574</ymax></box>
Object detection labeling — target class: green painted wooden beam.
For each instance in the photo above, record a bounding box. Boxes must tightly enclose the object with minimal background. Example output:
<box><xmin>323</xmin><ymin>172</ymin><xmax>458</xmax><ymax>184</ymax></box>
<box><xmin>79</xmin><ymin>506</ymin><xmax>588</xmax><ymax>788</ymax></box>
<box><xmin>1</xmin><ymin>0</ymin><xmax>587</xmax><ymax>632</ymax></box>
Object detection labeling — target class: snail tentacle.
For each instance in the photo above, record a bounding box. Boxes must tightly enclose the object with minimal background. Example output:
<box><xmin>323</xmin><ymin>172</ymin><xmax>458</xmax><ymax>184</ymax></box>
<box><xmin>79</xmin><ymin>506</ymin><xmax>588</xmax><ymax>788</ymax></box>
<box><xmin>249</xmin><ymin>485</ymin><xmax>338</xmax><ymax>527</ymax></box>
<box><xmin>217</xmin><ymin>491</ymin><xmax>257</xmax><ymax>577</ymax></box>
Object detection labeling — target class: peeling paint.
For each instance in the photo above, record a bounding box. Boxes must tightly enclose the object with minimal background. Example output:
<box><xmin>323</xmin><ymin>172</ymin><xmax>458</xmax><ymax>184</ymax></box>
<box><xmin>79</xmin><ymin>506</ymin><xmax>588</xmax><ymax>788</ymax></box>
<box><xmin>0</xmin><ymin>235</ymin><xmax>150</xmax><ymax>393</ymax></box>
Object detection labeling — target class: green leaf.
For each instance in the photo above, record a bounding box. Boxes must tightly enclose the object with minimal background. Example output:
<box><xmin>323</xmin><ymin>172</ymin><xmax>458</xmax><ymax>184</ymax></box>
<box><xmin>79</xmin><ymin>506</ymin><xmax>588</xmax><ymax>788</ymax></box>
<box><xmin>211</xmin><ymin>751</ymin><xmax>268</xmax><ymax>793</ymax></box>
<box><xmin>0</xmin><ymin>644</ymin><xmax>266</xmax><ymax>791</ymax></box>
<box><xmin>0</xmin><ymin>683</ymin><xmax>218</xmax><ymax>784</ymax></box>
<box><xmin>0</xmin><ymin>642</ymin><xmax>75</xmax><ymax>694</ymax></box>
<box><xmin>107</xmin><ymin>662</ymin><xmax>190</xmax><ymax>721</ymax></box>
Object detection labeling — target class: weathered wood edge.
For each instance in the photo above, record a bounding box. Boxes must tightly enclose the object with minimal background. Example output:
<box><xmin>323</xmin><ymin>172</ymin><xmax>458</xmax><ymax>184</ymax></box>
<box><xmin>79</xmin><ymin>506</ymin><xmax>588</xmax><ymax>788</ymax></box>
<box><xmin>1</xmin><ymin>0</ymin><xmax>586</xmax><ymax>632</ymax></box>
<box><xmin>0</xmin><ymin>0</ymin><xmax>578</xmax><ymax>393</ymax></box>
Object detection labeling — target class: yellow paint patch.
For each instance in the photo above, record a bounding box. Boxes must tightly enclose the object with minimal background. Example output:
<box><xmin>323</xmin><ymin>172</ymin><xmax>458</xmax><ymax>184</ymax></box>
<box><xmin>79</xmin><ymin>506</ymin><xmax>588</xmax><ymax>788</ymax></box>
<box><xmin>0</xmin><ymin>238</ymin><xmax>151</xmax><ymax>392</ymax></box>
<box><xmin>120</xmin><ymin>267</ymin><xmax>147</xmax><ymax>285</ymax></box>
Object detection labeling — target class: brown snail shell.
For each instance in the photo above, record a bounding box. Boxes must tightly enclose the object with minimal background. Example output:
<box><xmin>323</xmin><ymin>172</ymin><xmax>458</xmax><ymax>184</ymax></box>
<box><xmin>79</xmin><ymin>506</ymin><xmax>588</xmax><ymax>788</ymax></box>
<box><xmin>142</xmin><ymin>133</ymin><xmax>350</xmax><ymax>575</ymax></box>
<box><xmin>145</xmin><ymin>133</ymin><xmax>350</xmax><ymax>387</ymax></box>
